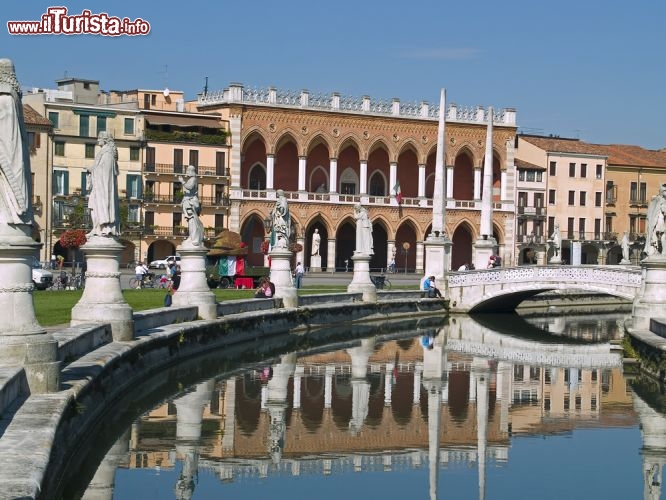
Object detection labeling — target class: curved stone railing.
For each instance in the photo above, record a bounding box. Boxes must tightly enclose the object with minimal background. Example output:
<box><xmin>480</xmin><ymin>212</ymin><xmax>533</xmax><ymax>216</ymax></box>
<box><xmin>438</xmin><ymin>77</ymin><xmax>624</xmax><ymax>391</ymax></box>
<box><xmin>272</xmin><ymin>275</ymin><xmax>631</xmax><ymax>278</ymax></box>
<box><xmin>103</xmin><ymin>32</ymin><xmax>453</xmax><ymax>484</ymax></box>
<box><xmin>448</xmin><ymin>265</ymin><xmax>642</xmax><ymax>313</ymax></box>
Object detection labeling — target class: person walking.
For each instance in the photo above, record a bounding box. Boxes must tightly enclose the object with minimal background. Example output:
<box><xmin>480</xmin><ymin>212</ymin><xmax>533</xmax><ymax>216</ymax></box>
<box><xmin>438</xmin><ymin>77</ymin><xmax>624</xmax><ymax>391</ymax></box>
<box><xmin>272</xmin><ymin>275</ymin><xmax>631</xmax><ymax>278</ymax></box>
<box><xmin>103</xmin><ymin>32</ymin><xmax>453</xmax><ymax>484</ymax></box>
<box><xmin>294</xmin><ymin>261</ymin><xmax>304</xmax><ymax>289</ymax></box>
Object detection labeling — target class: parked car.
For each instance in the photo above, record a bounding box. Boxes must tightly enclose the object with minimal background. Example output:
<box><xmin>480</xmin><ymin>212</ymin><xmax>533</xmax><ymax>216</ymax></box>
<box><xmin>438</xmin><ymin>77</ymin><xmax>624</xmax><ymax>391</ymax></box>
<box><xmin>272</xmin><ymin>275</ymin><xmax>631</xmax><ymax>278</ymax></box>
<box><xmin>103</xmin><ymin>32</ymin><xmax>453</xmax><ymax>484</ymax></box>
<box><xmin>148</xmin><ymin>255</ymin><xmax>181</xmax><ymax>269</ymax></box>
<box><xmin>32</xmin><ymin>258</ymin><xmax>53</xmax><ymax>290</ymax></box>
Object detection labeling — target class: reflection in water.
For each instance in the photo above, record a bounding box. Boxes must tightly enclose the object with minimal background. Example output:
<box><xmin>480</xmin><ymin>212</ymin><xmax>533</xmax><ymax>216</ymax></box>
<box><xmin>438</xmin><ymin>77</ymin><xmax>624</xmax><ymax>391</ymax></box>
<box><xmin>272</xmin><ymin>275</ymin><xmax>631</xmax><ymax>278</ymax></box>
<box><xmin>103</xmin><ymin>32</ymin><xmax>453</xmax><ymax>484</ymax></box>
<box><xmin>76</xmin><ymin>313</ymin><xmax>662</xmax><ymax>499</ymax></box>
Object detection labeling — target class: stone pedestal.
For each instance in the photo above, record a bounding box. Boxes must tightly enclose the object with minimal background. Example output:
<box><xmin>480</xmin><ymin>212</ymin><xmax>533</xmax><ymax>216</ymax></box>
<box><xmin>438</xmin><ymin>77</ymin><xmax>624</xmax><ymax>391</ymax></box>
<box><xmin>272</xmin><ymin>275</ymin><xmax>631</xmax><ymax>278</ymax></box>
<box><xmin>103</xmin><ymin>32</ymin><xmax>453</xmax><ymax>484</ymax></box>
<box><xmin>310</xmin><ymin>254</ymin><xmax>321</xmax><ymax>272</ymax></box>
<box><xmin>269</xmin><ymin>248</ymin><xmax>298</xmax><ymax>308</ymax></box>
<box><xmin>0</xmin><ymin>225</ymin><xmax>59</xmax><ymax>393</ymax></box>
<box><xmin>423</xmin><ymin>232</ymin><xmax>453</xmax><ymax>283</ymax></box>
<box><xmin>632</xmin><ymin>256</ymin><xmax>666</xmax><ymax>330</ymax></box>
<box><xmin>473</xmin><ymin>237</ymin><xmax>495</xmax><ymax>271</ymax></box>
<box><xmin>571</xmin><ymin>241</ymin><xmax>582</xmax><ymax>265</ymax></box>
<box><xmin>71</xmin><ymin>236</ymin><xmax>134</xmax><ymax>341</ymax></box>
<box><xmin>347</xmin><ymin>253</ymin><xmax>376</xmax><ymax>302</ymax></box>
<box><xmin>620</xmin><ymin>258</ymin><xmax>632</xmax><ymax>265</ymax></box>
<box><xmin>172</xmin><ymin>244</ymin><xmax>217</xmax><ymax>320</ymax></box>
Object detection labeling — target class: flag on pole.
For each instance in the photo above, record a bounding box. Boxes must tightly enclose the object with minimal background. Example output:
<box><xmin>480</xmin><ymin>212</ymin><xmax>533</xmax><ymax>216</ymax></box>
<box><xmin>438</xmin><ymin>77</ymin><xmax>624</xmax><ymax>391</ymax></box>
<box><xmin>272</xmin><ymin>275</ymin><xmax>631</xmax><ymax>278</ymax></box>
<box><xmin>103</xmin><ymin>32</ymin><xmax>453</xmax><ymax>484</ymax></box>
<box><xmin>393</xmin><ymin>181</ymin><xmax>403</xmax><ymax>204</ymax></box>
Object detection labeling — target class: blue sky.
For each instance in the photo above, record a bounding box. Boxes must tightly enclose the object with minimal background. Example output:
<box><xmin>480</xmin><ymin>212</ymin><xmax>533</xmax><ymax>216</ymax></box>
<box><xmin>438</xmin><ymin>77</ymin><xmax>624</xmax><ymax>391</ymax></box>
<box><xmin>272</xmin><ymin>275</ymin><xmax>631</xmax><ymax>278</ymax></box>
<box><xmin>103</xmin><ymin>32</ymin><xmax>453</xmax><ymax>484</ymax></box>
<box><xmin>3</xmin><ymin>0</ymin><xmax>666</xmax><ymax>149</ymax></box>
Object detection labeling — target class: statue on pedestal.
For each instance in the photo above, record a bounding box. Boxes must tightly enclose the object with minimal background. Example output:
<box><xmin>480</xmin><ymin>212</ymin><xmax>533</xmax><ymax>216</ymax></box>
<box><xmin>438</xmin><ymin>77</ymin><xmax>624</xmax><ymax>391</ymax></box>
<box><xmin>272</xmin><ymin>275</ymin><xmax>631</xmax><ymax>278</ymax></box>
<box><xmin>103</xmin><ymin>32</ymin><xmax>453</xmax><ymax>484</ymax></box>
<box><xmin>311</xmin><ymin>228</ymin><xmax>321</xmax><ymax>256</ymax></box>
<box><xmin>354</xmin><ymin>204</ymin><xmax>373</xmax><ymax>255</ymax></box>
<box><xmin>178</xmin><ymin>165</ymin><xmax>204</xmax><ymax>246</ymax></box>
<box><xmin>644</xmin><ymin>183</ymin><xmax>666</xmax><ymax>257</ymax></box>
<box><xmin>270</xmin><ymin>189</ymin><xmax>291</xmax><ymax>249</ymax></box>
<box><xmin>549</xmin><ymin>222</ymin><xmax>561</xmax><ymax>260</ymax></box>
<box><xmin>87</xmin><ymin>131</ymin><xmax>120</xmax><ymax>237</ymax></box>
<box><xmin>0</xmin><ymin>58</ymin><xmax>33</xmax><ymax>227</ymax></box>
<box><xmin>621</xmin><ymin>231</ymin><xmax>631</xmax><ymax>263</ymax></box>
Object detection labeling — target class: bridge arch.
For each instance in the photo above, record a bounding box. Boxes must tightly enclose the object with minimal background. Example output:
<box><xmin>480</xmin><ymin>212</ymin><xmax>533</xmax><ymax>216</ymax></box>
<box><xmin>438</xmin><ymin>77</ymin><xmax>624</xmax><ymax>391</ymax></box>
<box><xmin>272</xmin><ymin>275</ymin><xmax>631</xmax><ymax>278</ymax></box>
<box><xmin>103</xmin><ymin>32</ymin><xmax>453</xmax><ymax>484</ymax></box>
<box><xmin>447</xmin><ymin>265</ymin><xmax>641</xmax><ymax>313</ymax></box>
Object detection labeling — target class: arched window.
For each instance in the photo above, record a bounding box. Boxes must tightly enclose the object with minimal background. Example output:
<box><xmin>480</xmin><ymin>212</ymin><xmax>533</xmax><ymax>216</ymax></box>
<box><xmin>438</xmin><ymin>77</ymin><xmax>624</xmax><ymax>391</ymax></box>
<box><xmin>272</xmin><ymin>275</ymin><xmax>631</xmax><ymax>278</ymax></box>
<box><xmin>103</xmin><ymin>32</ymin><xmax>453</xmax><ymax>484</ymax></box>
<box><xmin>248</xmin><ymin>164</ymin><xmax>266</xmax><ymax>190</ymax></box>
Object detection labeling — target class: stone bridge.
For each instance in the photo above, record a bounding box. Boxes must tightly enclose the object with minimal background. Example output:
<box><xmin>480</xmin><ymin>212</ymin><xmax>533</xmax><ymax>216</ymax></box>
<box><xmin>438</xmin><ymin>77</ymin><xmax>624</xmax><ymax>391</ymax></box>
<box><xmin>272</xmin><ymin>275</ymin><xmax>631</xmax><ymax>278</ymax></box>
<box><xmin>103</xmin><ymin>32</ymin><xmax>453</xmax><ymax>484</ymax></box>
<box><xmin>447</xmin><ymin>265</ymin><xmax>642</xmax><ymax>313</ymax></box>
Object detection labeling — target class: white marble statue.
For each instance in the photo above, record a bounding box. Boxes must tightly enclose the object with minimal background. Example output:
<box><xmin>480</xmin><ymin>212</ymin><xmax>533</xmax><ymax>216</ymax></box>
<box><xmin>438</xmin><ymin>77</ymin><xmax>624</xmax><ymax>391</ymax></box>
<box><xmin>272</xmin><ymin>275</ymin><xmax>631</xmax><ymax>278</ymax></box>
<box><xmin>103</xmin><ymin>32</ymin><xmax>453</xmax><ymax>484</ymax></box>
<box><xmin>644</xmin><ymin>183</ymin><xmax>666</xmax><ymax>257</ymax></box>
<box><xmin>550</xmin><ymin>222</ymin><xmax>561</xmax><ymax>257</ymax></box>
<box><xmin>87</xmin><ymin>131</ymin><xmax>120</xmax><ymax>237</ymax></box>
<box><xmin>354</xmin><ymin>203</ymin><xmax>373</xmax><ymax>255</ymax></box>
<box><xmin>178</xmin><ymin>165</ymin><xmax>204</xmax><ymax>246</ymax></box>
<box><xmin>311</xmin><ymin>228</ymin><xmax>321</xmax><ymax>256</ymax></box>
<box><xmin>0</xmin><ymin>58</ymin><xmax>33</xmax><ymax>226</ymax></box>
<box><xmin>621</xmin><ymin>231</ymin><xmax>631</xmax><ymax>262</ymax></box>
<box><xmin>270</xmin><ymin>189</ymin><xmax>291</xmax><ymax>249</ymax></box>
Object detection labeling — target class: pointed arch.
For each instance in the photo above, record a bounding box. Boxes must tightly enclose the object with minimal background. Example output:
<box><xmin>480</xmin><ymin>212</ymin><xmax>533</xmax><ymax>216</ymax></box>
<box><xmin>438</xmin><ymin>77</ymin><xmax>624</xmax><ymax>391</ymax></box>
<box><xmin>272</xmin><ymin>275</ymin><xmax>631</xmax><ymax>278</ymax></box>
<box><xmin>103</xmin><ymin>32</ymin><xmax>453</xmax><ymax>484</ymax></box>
<box><xmin>451</xmin><ymin>220</ymin><xmax>476</xmax><ymax>270</ymax></box>
<box><xmin>240</xmin><ymin>212</ymin><xmax>268</xmax><ymax>267</ymax></box>
<box><xmin>453</xmin><ymin>146</ymin><xmax>475</xmax><ymax>201</ymax></box>
<box><xmin>247</xmin><ymin>162</ymin><xmax>266</xmax><ymax>190</ymax></box>
<box><xmin>241</xmin><ymin>131</ymin><xmax>267</xmax><ymax>190</ymax></box>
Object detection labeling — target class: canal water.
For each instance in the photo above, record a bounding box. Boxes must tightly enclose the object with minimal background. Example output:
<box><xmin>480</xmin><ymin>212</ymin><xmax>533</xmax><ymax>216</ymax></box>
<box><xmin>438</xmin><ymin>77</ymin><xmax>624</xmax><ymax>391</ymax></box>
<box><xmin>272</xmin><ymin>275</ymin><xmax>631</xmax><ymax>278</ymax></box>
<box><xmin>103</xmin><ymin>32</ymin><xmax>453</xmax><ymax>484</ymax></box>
<box><xmin>62</xmin><ymin>312</ymin><xmax>666</xmax><ymax>500</ymax></box>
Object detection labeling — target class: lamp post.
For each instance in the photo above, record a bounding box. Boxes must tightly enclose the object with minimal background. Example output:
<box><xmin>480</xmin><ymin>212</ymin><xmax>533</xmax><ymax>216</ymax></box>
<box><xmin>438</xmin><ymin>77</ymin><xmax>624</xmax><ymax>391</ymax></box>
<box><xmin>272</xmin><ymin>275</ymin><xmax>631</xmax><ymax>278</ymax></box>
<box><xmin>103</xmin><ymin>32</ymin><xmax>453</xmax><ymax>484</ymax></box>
<box><xmin>402</xmin><ymin>242</ymin><xmax>411</xmax><ymax>274</ymax></box>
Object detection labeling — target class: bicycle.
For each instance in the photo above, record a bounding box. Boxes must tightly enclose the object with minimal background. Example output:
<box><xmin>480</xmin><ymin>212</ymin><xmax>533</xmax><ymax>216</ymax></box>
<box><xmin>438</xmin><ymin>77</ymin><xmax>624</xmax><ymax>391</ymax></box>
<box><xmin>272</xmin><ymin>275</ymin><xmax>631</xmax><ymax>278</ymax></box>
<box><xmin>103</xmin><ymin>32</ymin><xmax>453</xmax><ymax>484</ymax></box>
<box><xmin>49</xmin><ymin>272</ymin><xmax>70</xmax><ymax>291</ymax></box>
<box><xmin>129</xmin><ymin>273</ymin><xmax>158</xmax><ymax>289</ymax></box>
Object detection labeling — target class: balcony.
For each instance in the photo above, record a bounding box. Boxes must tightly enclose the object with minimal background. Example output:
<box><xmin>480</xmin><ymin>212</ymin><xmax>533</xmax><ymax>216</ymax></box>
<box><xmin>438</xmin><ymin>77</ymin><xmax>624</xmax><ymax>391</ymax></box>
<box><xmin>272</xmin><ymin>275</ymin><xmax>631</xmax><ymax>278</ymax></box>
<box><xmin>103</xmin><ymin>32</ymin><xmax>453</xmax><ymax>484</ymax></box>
<box><xmin>144</xmin><ymin>128</ymin><xmax>227</xmax><ymax>146</ymax></box>
<box><xmin>516</xmin><ymin>234</ymin><xmax>546</xmax><ymax>244</ymax></box>
<box><xmin>144</xmin><ymin>163</ymin><xmax>230</xmax><ymax>178</ymax></box>
<box><xmin>517</xmin><ymin>206</ymin><xmax>546</xmax><ymax>218</ymax></box>
<box><xmin>143</xmin><ymin>194</ymin><xmax>230</xmax><ymax>208</ymax></box>
<box><xmin>564</xmin><ymin>231</ymin><xmax>617</xmax><ymax>242</ymax></box>
<box><xmin>143</xmin><ymin>225</ymin><xmax>222</xmax><ymax>239</ymax></box>
<box><xmin>629</xmin><ymin>197</ymin><xmax>648</xmax><ymax>207</ymax></box>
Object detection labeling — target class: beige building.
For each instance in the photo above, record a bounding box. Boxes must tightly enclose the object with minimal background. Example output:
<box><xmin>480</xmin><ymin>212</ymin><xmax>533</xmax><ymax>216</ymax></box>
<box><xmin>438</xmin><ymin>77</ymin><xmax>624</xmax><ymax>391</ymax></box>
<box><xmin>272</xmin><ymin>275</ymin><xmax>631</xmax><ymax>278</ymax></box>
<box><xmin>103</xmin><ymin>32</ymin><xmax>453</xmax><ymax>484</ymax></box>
<box><xmin>516</xmin><ymin>136</ymin><xmax>608</xmax><ymax>265</ymax></box>
<box><xmin>516</xmin><ymin>135</ymin><xmax>666</xmax><ymax>265</ymax></box>
<box><xmin>601</xmin><ymin>144</ymin><xmax>666</xmax><ymax>264</ymax></box>
<box><xmin>24</xmin><ymin>78</ymin><xmax>144</xmax><ymax>264</ymax></box>
<box><xmin>104</xmin><ymin>88</ymin><xmax>231</xmax><ymax>262</ymax></box>
<box><xmin>24</xmin><ymin>81</ymin><xmax>231</xmax><ymax>265</ymax></box>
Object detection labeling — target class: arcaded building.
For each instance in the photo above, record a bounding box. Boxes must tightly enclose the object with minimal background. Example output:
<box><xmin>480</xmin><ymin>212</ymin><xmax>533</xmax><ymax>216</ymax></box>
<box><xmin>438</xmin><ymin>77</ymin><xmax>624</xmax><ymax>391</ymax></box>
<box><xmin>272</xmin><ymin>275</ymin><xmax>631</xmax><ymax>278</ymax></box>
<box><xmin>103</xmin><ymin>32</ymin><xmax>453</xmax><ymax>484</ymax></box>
<box><xmin>197</xmin><ymin>85</ymin><xmax>518</xmax><ymax>271</ymax></box>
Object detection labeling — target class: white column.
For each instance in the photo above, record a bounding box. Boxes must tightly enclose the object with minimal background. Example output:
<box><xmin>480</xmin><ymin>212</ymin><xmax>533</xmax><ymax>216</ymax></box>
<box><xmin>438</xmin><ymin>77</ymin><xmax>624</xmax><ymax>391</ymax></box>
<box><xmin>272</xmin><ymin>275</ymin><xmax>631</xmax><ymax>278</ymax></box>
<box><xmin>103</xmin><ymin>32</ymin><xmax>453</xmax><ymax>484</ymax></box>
<box><xmin>293</xmin><ymin>366</ymin><xmax>304</xmax><ymax>409</ymax></box>
<box><xmin>327</xmin><ymin>238</ymin><xmax>336</xmax><ymax>272</ymax></box>
<box><xmin>389</xmin><ymin>162</ymin><xmax>397</xmax><ymax>199</ymax></box>
<box><xmin>384</xmin><ymin>363</ymin><xmax>394</xmax><ymax>406</ymax></box>
<box><xmin>473</xmin><ymin>167</ymin><xmax>482</xmax><ymax>200</ymax></box>
<box><xmin>446</xmin><ymin>166</ymin><xmax>454</xmax><ymax>199</ymax></box>
<box><xmin>572</xmin><ymin>241</ymin><xmax>582</xmax><ymax>265</ymax></box>
<box><xmin>413</xmin><ymin>364</ymin><xmax>422</xmax><ymax>405</ymax></box>
<box><xmin>418</xmin><ymin>164</ymin><xmax>426</xmax><ymax>197</ymax></box>
<box><xmin>221</xmin><ymin>378</ymin><xmax>236</xmax><ymax>451</ymax></box>
<box><xmin>266</xmin><ymin>154</ymin><xmax>275</xmax><ymax>190</ymax></box>
<box><xmin>359</xmin><ymin>160</ymin><xmax>368</xmax><ymax>194</ymax></box>
<box><xmin>325</xmin><ymin>365</ymin><xmax>335</xmax><ymax>408</ymax></box>
<box><xmin>416</xmin><ymin>241</ymin><xmax>424</xmax><ymax>274</ymax></box>
<box><xmin>329</xmin><ymin>158</ymin><xmax>338</xmax><ymax>193</ymax></box>
<box><xmin>298</xmin><ymin>156</ymin><xmax>306</xmax><ymax>191</ymax></box>
<box><xmin>500</xmin><ymin>170</ymin><xmax>507</xmax><ymax>202</ymax></box>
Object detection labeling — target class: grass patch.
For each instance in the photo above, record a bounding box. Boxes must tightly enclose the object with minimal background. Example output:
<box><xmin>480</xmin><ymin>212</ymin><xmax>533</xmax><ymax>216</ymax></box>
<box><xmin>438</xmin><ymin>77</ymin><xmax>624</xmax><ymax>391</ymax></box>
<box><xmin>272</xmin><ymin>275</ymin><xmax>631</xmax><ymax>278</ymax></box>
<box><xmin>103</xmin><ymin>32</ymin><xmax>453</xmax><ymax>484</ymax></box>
<box><xmin>33</xmin><ymin>284</ymin><xmax>415</xmax><ymax>327</ymax></box>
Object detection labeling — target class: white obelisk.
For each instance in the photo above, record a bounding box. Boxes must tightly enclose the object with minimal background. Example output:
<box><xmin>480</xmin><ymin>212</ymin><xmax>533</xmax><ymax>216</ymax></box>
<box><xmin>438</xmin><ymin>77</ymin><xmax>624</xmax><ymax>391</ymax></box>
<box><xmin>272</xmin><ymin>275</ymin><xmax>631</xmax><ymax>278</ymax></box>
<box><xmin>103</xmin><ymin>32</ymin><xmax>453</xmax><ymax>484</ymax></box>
<box><xmin>473</xmin><ymin>106</ymin><xmax>497</xmax><ymax>270</ymax></box>
<box><xmin>422</xmin><ymin>88</ymin><xmax>452</xmax><ymax>293</ymax></box>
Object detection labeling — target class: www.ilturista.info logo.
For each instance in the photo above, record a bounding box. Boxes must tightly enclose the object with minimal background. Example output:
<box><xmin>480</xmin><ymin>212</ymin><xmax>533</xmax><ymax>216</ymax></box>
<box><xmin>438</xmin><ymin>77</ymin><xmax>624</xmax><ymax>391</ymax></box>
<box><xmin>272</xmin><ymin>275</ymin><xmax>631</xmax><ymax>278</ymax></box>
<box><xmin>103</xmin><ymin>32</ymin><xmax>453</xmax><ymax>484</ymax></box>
<box><xmin>7</xmin><ymin>7</ymin><xmax>150</xmax><ymax>36</ymax></box>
